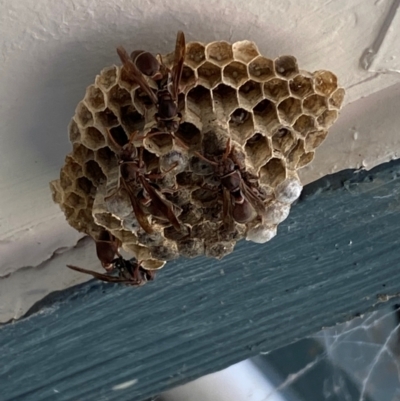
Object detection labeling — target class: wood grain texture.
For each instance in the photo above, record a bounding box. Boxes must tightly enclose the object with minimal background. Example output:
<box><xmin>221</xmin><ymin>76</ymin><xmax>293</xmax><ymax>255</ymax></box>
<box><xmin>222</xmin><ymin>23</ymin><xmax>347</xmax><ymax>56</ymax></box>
<box><xmin>2</xmin><ymin>160</ymin><xmax>400</xmax><ymax>401</ymax></box>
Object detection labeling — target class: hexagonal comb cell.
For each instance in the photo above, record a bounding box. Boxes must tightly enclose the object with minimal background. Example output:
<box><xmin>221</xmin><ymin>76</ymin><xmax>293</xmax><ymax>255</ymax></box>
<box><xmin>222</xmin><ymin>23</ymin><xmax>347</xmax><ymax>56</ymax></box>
<box><xmin>245</xmin><ymin>133</ymin><xmax>272</xmax><ymax>170</ymax></box>
<box><xmin>260</xmin><ymin>158</ymin><xmax>286</xmax><ymax>186</ymax></box>
<box><xmin>65</xmin><ymin>192</ymin><xmax>86</xmax><ymax>210</ymax></box>
<box><xmin>239</xmin><ymin>80</ymin><xmax>263</xmax><ymax>108</ymax></box>
<box><xmin>303</xmin><ymin>94</ymin><xmax>327</xmax><ymax>116</ymax></box>
<box><xmin>119</xmin><ymin>105</ymin><xmax>145</xmax><ymax>134</ymax></box>
<box><xmin>107</xmin><ymin>125</ymin><xmax>128</xmax><ymax>148</ymax></box>
<box><xmin>206</xmin><ymin>41</ymin><xmax>233</xmax><ymax>67</ymax></box>
<box><xmin>293</xmin><ymin>115</ymin><xmax>316</xmax><ymax>135</ymax></box>
<box><xmin>229</xmin><ymin>108</ymin><xmax>254</xmax><ymax>143</ymax></box>
<box><xmin>289</xmin><ymin>74</ymin><xmax>314</xmax><ymax>98</ymax></box>
<box><xmin>85</xmin><ymin>85</ymin><xmax>106</xmax><ymax>111</ymax></box>
<box><xmin>213</xmin><ymin>84</ymin><xmax>239</xmax><ymax>115</ymax></box>
<box><xmin>76</xmin><ymin>176</ymin><xmax>94</xmax><ymax>195</ymax></box>
<box><xmin>63</xmin><ymin>156</ymin><xmax>84</xmax><ymax>179</ymax></box>
<box><xmin>72</xmin><ymin>143</ymin><xmax>94</xmax><ymax>165</ymax></box>
<box><xmin>263</xmin><ymin>78</ymin><xmax>290</xmax><ymax>102</ymax></box>
<box><xmin>314</xmin><ymin>70</ymin><xmax>338</xmax><ymax>96</ymax></box>
<box><xmin>84</xmin><ymin>160</ymin><xmax>106</xmax><ymax>185</ymax></box>
<box><xmin>69</xmin><ymin>120</ymin><xmax>81</xmax><ymax>143</ymax></box>
<box><xmin>277</xmin><ymin>97</ymin><xmax>302</xmax><ymax>125</ymax></box>
<box><xmin>185</xmin><ymin>42</ymin><xmax>206</xmax><ymax>68</ymax></box>
<box><xmin>95</xmin><ymin>107</ymin><xmax>119</xmax><ymax>128</ymax></box>
<box><xmin>272</xmin><ymin>128</ymin><xmax>296</xmax><ymax>155</ymax></box>
<box><xmin>249</xmin><ymin>57</ymin><xmax>274</xmax><ymax>82</ymax></box>
<box><xmin>253</xmin><ymin>99</ymin><xmax>280</xmax><ymax>133</ymax></box>
<box><xmin>108</xmin><ymin>85</ymin><xmax>132</xmax><ymax>108</ymax></box>
<box><xmin>75</xmin><ymin>102</ymin><xmax>94</xmax><ymax>128</ymax></box>
<box><xmin>81</xmin><ymin>127</ymin><xmax>106</xmax><ymax>150</ymax></box>
<box><xmin>197</xmin><ymin>61</ymin><xmax>222</xmax><ymax>88</ymax></box>
<box><xmin>274</xmin><ymin>56</ymin><xmax>299</xmax><ymax>79</ymax></box>
<box><xmin>329</xmin><ymin>88</ymin><xmax>345</xmax><ymax>109</ymax></box>
<box><xmin>317</xmin><ymin>109</ymin><xmax>338</xmax><ymax>128</ymax></box>
<box><xmin>232</xmin><ymin>40</ymin><xmax>259</xmax><ymax>63</ymax></box>
<box><xmin>223</xmin><ymin>61</ymin><xmax>249</xmax><ymax>87</ymax></box>
<box><xmin>181</xmin><ymin>66</ymin><xmax>197</xmax><ymax>90</ymax></box>
<box><xmin>187</xmin><ymin>85</ymin><xmax>213</xmax><ymax>115</ymax></box>
<box><xmin>305</xmin><ymin>130</ymin><xmax>328</xmax><ymax>151</ymax></box>
<box><xmin>144</xmin><ymin>132</ymin><xmax>173</xmax><ymax>155</ymax></box>
<box><xmin>95</xmin><ymin>147</ymin><xmax>118</xmax><ymax>174</ymax></box>
<box><xmin>95</xmin><ymin>66</ymin><xmax>117</xmax><ymax>91</ymax></box>
<box><xmin>176</xmin><ymin>122</ymin><xmax>202</xmax><ymax>150</ymax></box>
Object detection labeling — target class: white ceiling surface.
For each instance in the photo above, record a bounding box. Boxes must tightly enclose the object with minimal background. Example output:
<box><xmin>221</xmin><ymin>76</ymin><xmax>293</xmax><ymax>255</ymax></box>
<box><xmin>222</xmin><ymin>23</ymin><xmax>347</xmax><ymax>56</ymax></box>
<box><xmin>0</xmin><ymin>0</ymin><xmax>400</xmax><ymax>323</ymax></box>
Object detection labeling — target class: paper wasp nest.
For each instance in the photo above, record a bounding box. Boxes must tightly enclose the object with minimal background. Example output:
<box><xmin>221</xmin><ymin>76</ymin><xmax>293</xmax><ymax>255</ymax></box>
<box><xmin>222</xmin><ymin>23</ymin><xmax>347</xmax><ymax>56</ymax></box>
<box><xmin>50</xmin><ymin>38</ymin><xmax>344</xmax><ymax>269</ymax></box>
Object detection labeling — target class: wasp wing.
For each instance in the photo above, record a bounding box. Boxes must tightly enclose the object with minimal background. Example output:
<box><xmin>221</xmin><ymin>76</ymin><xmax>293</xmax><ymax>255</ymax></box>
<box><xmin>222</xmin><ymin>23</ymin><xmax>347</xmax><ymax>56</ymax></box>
<box><xmin>116</xmin><ymin>46</ymin><xmax>158</xmax><ymax>105</ymax></box>
<box><xmin>171</xmin><ymin>31</ymin><xmax>186</xmax><ymax>100</ymax></box>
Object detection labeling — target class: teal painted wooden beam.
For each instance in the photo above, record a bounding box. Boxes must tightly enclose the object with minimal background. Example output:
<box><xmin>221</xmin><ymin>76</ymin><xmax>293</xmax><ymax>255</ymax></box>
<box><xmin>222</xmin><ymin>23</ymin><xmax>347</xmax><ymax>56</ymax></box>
<box><xmin>1</xmin><ymin>160</ymin><xmax>400</xmax><ymax>401</ymax></box>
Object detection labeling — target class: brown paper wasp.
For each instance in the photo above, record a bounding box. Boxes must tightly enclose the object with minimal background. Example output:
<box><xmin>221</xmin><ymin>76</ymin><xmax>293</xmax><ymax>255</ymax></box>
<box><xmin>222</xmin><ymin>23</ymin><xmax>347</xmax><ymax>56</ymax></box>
<box><xmin>93</xmin><ymin>230</ymin><xmax>122</xmax><ymax>270</ymax></box>
<box><xmin>195</xmin><ymin>139</ymin><xmax>266</xmax><ymax>228</ymax></box>
<box><xmin>106</xmin><ymin>129</ymin><xmax>181</xmax><ymax>234</ymax></box>
<box><xmin>116</xmin><ymin>31</ymin><xmax>188</xmax><ymax>148</ymax></box>
<box><xmin>67</xmin><ymin>256</ymin><xmax>156</xmax><ymax>286</ymax></box>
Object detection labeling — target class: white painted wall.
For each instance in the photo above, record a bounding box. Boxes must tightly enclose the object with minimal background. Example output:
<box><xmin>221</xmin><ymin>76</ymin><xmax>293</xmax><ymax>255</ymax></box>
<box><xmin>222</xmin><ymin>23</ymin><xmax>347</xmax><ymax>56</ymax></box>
<box><xmin>1</xmin><ymin>0</ymin><xmax>400</xmax><ymax>322</ymax></box>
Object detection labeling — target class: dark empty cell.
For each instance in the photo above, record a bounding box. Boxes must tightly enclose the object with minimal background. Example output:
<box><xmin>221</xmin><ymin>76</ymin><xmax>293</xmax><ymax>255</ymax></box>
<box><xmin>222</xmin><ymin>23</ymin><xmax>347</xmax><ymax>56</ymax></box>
<box><xmin>76</xmin><ymin>102</ymin><xmax>94</xmax><ymax>127</ymax></box>
<box><xmin>108</xmin><ymin>125</ymin><xmax>128</xmax><ymax>147</ymax></box>
<box><xmin>303</xmin><ymin>94</ymin><xmax>327</xmax><ymax>116</ymax></box>
<box><xmin>317</xmin><ymin>110</ymin><xmax>338</xmax><ymax>128</ymax></box>
<box><xmin>289</xmin><ymin>75</ymin><xmax>314</xmax><ymax>98</ymax></box>
<box><xmin>65</xmin><ymin>192</ymin><xmax>85</xmax><ymax>209</ymax></box>
<box><xmin>72</xmin><ymin>144</ymin><xmax>94</xmax><ymax>164</ymax></box>
<box><xmin>197</xmin><ymin>62</ymin><xmax>222</xmax><ymax>88</ymax></box>
<box><xmin>277</xmin><ymin>97</ymin><xmax>302</xmax><ymax>125</ymax></box>
<box><xmin>96</xmin><ymin>147</ymin><xmax>117</xmax><ymax>172</ymax></box>
<box><xmin>245</xmin><ymin>133</ymin><xmax>271</xmax><ymax>169</ymax></box>
<box><xmin>305</xmin><ymin>130</ymin><xmax>328</xmax><ymax>151</ymax></box>
<box><xmin>329</xmin><ymin>88</ymin><xmax>345</xmax><ymax>109</ymax></box>
<box><xmin>84</xmin><ymin>160</ymin><xmax>106</xmax><ymax>185</ymax></box>
<box><xmin>108</xmin><ymin>85</ymin><xmax>132</xmax><ymax>107</ymax></box>
<box><xmin>293</xmin><ymin>115</ymin><xmax>316</xmax><ymax>135</ymax></box>
<box><xmin>176</xmin><ymin>122</ymin><xmax>202</xmax><ymax>149</ymax></box>
<box><xmin>120</xmin><ymin>105</ymin><xmax>145</xmax><ymax>134</ymax></box>
<box><xmin>180</xmin><ymin>66</ymin><xmax>196</xmax><ymax>90</ymax></box>
<box><xmin>206</xmin><ymin>41</ymin><xmax>233</xmax><ymax>66</ymax></box>
<box><xmin>85</xmin><ymin>85</ymin><xmax>105</xmax><ymax>110</ymax></box>
<box><xmin>314</xmin><ymin>70</ymin><xmax>338</xmax><ymax>96</ymax></box>
<box><xmin>223</xmin><ymin>61</ymin><xmax>249</xmax><ymax>87</ymax></box>
<box><xmin>185</xmin><ymin>42</ymin><xmax>206</xmax><ymax>68</ymax></box>
<box><xmin>213</xmin><ymin>84</ymin><xmax>239</xmax><ymax>114</ymax></box>
<box><xmin>68</xmin><ymin>119</ymin><xmax>81</xmax><ymax>143</ymax></box>
<box><xmin>263</xmin><ymin>78</ymin><xmax>290</xmax><ymax>102</ymax></box>
<box><xmin>232</xmin><ymin>41</ymin><xmax>259</xmax><ymax>63</ymax></box>
<box><xmin>239</xmin><ymin>80</ymin><xmax>263</xmax><ymax>104</ymax></box>
<box><xmin>274</xmin><ymin>55</ymin><xmax>299</xmax><ymax>78</ymax></box>
<box><xmin>82</xmin><ymin>127</ymin><xmax>105</xmax><ymax>149</ymax></box>
<box><xmin>96</xmin><ymin>66</ymin><xmax>117</xmax><ymax>90</ymax></box>
<box><xmin>96</xmin><ymin>108</ymin><xmax>119</xmax><ymax>127</ymax></box>
<box><xmin>260</xmin><ymin>158</ymin><xmax>286</xmax><ymax>186</ymax></box>
<box><xmin>76</xmin><ymin>177</ymin><xmax>93</xmax><ymax>194</ymax></box>
<box><xmin>272</xmin><ymin>128</ymin><xmax>296</xmax><ymax>154</ymax></box>
<box><xmin>248</xmin><ymin>56</ymin><xmax>274</xmax><ymax>81</ymax></box>
<box><xmin>187</xmin><ymin>85</ymin><xmax>212</xmax><ymax>106</ymax></box>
